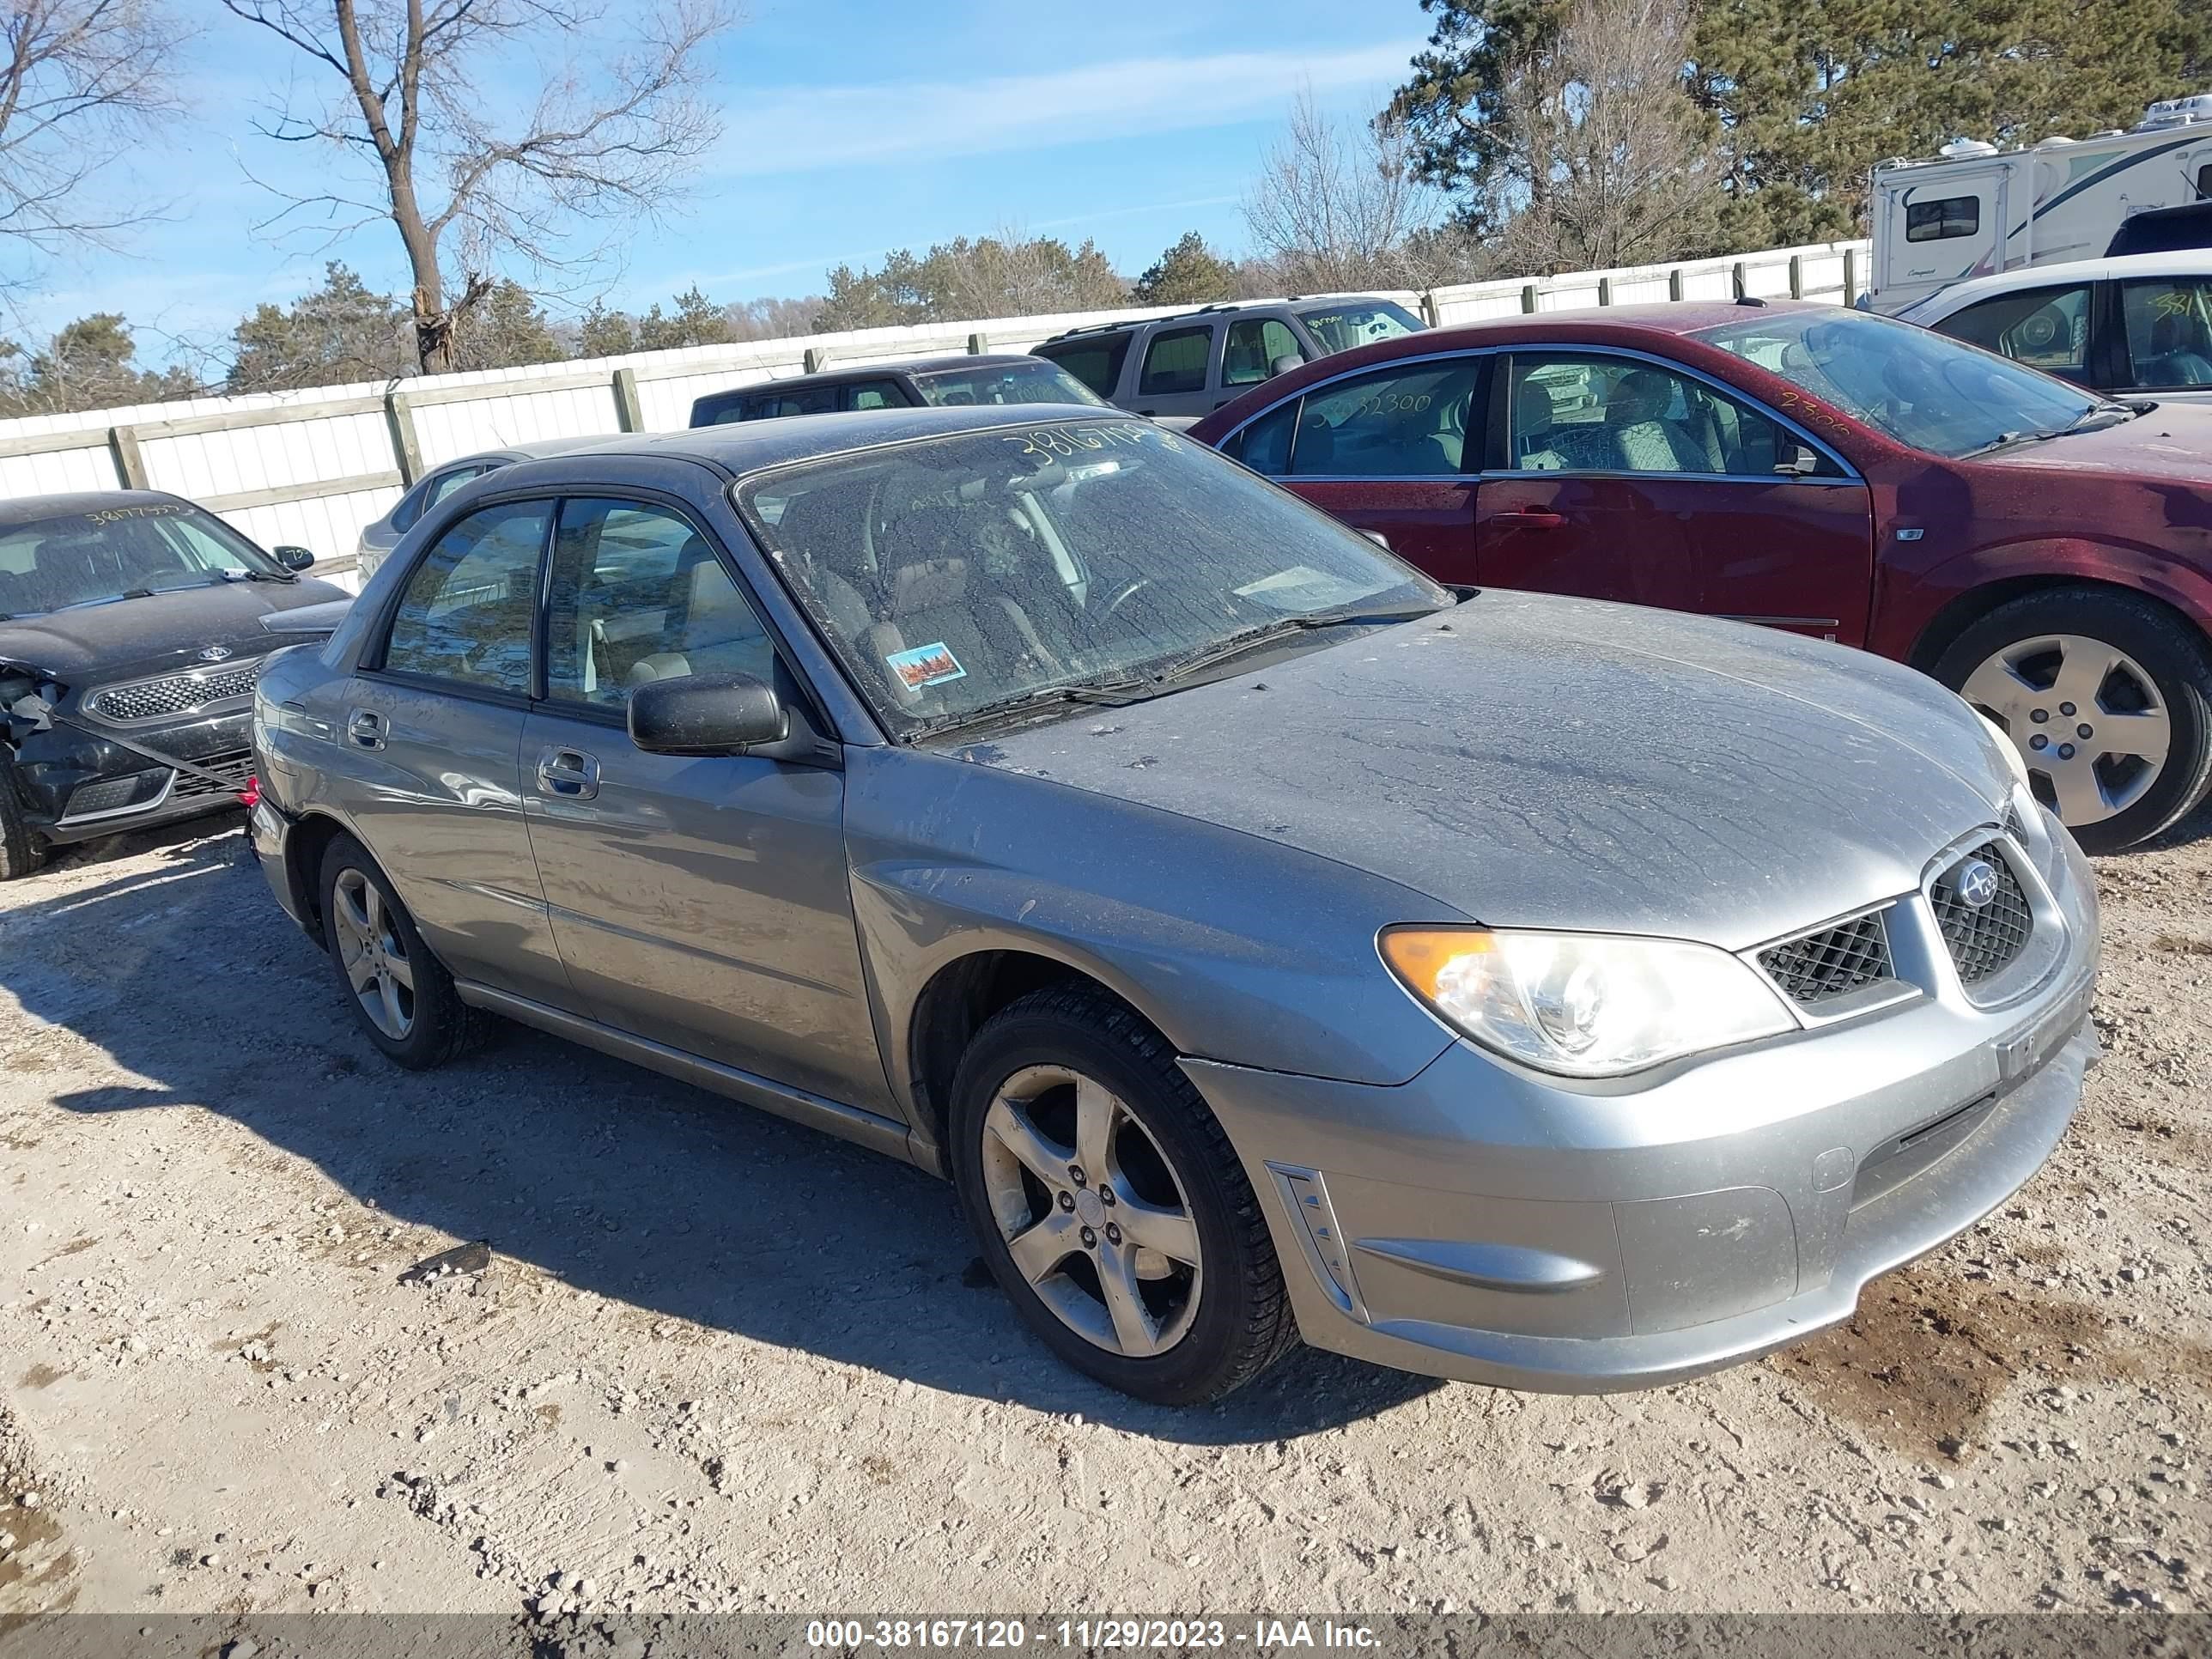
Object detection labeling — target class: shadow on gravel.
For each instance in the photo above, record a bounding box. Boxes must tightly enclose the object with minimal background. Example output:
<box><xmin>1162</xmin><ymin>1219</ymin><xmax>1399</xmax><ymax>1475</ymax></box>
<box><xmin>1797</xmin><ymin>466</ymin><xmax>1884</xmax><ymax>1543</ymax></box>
<box><xmin>13</xmin><ymin>823</ymin><xmax>1437</xmax><ymax>1443</ymax></box>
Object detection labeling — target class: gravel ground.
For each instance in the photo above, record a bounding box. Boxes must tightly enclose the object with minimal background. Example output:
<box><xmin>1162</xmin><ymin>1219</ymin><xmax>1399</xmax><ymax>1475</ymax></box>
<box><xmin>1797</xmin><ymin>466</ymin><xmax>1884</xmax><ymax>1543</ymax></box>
<box><xmin>0</xmin><ymin>800</ymin><xmax>2208</xmax><ymax>1622</ymax></box>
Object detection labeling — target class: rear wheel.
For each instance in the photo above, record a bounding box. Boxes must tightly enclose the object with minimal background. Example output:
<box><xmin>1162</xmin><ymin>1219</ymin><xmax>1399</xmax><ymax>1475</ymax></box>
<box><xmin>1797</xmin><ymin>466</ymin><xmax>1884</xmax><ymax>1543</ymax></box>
<box><xmin>1936</xmin><ymin>589</ymin><xmax>2212</xmax><ymax>853</ymax></box>
<box><xmin>948</xmin><ymin>985</ymin><xmax>1296</xmax><ymax>1405</ymax></box>
<box><xmin>319</xmin><ymin>834</ymin><xmax>484</xmax><ymax>1067</ymax></box>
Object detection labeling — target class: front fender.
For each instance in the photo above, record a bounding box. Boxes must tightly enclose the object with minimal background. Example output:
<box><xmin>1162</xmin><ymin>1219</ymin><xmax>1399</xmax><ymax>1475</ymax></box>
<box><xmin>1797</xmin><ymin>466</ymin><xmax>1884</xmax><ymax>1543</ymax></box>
<box><xmin>1878</xmin><ymin>534</ymin><xmax>2212</xmax><ymax>661</ymax></box>
<box><xmin>842</xmin><ymin>748</ymin><xmax>1463</xmax><ymax>1123</ymax></box>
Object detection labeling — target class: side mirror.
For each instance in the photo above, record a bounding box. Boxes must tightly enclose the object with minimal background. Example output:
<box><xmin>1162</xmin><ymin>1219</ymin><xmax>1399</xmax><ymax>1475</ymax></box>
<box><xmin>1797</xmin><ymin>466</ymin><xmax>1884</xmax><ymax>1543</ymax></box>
<box><xmin>1269</xmin><ymin>354</ymin><xmax>1306</xmax><ymax>379</ymax></box>
<box><xmin>1773</xmin><ymin>445</ymin><xmax>1820</xmax><ymax>477</ymax></box>
<box><xmin>629</xmin><ymin>672</ymin><xmax>789</xmax><ymax>757</ymax></box>
<box><xmin>274</xmin><ymin>545</ymin><xmax>316</xmax><ymax>571</ymax></box>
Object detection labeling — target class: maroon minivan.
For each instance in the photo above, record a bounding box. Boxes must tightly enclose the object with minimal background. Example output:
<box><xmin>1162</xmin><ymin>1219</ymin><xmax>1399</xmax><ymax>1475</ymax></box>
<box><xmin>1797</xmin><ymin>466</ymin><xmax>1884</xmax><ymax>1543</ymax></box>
<box><xmin>1189</xmin><ymin>301</ymin><xmax>2212</xmax><ymax>851</ymax></box>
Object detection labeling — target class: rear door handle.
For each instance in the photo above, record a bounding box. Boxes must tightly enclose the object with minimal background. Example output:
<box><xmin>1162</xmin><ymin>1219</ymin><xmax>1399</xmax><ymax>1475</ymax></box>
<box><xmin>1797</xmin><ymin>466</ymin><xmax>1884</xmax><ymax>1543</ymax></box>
<box><xmin>345</xmin><ymin>708</ymin><xmax>387</xmax><ymax>750</ymax></box>
<box><xmin>536</xmin><ymin>746</ymin><xmax>599</xmax><ymax>800</ymax></box>
<box><xmin>1493</xmin><ymin>509</ymin><xmax>1565</xmax><ymax>529</ymax></box>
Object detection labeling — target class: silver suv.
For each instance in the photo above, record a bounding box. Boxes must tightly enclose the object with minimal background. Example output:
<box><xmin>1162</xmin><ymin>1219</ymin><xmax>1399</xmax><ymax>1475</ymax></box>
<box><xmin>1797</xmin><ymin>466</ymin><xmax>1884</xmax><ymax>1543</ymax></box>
<box><xmin>1033</xmin><ymin>297</ymin><xmax>1427</xmax><ymax>420</ymax></box>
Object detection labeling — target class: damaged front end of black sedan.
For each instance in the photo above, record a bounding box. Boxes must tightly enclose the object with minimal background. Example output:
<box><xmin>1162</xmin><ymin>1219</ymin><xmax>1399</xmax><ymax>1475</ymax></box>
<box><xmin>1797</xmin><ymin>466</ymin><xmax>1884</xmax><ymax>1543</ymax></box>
<box><xmin>0</xmin><ymin>489</ymin><xmax>353</xmax><ymax>875</ymax></box>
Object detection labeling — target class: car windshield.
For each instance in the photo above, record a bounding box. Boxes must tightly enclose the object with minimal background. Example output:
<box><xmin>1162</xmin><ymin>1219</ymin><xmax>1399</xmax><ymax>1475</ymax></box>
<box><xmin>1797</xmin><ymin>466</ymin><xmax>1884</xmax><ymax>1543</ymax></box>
<box><xmin>1692</xmin><ymin>307</ymin><xmax>2109</xmax><ymax>458</ymax></box>
<box><xmin>1297</xmin><ymin>301</ymin><xmax>1425</xmax><ymax>355</ymax></box>
<box><xmin>739</xmin><ymin>418</ymin><xmax>1449</xmax><ymax>737</ymax></box>
<box><xmin>910</xmin><ymin>361</ymin><xmax>1110</xmax><ymax>409</ymax></box>
<box><xmin>0</xmin><ymin>501</ymin><xmax>286</xmax><ymax>617</ymax></box>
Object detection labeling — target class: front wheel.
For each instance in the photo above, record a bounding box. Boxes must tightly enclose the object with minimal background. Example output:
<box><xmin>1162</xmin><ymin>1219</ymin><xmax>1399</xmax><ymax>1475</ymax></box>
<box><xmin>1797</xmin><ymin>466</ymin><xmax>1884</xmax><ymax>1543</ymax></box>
<box><xmin>948</xmin><ymin>986</ymin><xmax>1297</xmax><ymax>1405</ymax></box>
<box><xmin>1936</xmin><ymin>589</ymin><xmax>2212</xmax><ymax>853</ymax></box>
<box><xmin>0</xmin><ymin>761</ymin><xmax>42</xmax><ymax>880</ymax></box>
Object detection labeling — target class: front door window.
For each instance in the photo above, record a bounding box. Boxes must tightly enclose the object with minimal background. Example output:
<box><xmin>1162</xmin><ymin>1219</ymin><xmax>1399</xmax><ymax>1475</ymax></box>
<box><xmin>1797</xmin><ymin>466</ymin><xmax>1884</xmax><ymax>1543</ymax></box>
<box><xmin>544</xmin><ymin>499</ymin><xmax>776</xmax><ymax>707</ymax></box>
<box><xmin>2119</xmin><ymin>278</ymin><xmax>2212</xmax><ymax>391</ymax></box>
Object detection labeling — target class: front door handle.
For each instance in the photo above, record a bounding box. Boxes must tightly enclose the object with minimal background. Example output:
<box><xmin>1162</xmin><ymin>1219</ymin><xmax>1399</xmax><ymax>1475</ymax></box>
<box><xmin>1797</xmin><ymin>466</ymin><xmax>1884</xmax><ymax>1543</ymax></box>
<box><xmin>345</xmin><ymin>708</ymin><xmax>387</xmax><ymax>750</ymax></box>
<box><xmin>1493</xmin><ymin>509</ymin><xmax>1565</xmax><ymax>530</ymax></box>
<box><xmin>536</xmin><ymin>746</ymin><xmax>599</xmax><ymax>800</ymax></box>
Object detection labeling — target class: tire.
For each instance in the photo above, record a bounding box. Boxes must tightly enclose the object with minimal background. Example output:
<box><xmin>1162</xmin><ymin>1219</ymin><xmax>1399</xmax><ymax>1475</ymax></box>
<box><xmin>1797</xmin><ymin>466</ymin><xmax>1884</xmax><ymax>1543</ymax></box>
<box><xmin>947</xmin><ymin>984</ymin><xmax>1297</xmax><ymax>1405</ymax></box>
<box><xmin>0</xmin><ymin>761</ymin><xmax>42</xmax><ymax>881</ymax></box>
<box><xmin>1933</xmin><ymin>587</ymin><xmax>2212</xmax><ymax>854</ymax></box>
<box><xmin>319</xmin><ymin>833</ymin><xmax>485</xmax><ymax>1068</ymax></box>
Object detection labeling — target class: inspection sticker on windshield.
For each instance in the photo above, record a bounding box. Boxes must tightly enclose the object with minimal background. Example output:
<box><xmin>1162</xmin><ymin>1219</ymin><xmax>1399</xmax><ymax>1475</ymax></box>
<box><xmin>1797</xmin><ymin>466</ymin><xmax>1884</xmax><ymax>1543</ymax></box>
<box><xmin>884</xmin><ymin>641</ymin><xmax>966</xmax><ymax>690</ymax></box>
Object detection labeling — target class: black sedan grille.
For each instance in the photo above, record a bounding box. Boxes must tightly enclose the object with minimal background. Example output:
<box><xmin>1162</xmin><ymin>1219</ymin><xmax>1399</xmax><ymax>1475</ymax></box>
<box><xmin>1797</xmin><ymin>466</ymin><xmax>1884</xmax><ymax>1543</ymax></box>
<box><xmin>171</xmin><ymin>748</ymin><xmax>255</xmax><ymax>801</ymax></box>
<box><xmin>1759</xmin><ymin>910</ymin><xmax>1893</xmax><ymax>1007</ymax></box>
<box><xmin>89</xmin><ymin>661</ymin><xmax>262</xmax><ymax>725</ymax></box>
<box><xmin>1930</xmin><ymin>843</ymin><xmax>2033</xmax><ymax>986</ymax></box>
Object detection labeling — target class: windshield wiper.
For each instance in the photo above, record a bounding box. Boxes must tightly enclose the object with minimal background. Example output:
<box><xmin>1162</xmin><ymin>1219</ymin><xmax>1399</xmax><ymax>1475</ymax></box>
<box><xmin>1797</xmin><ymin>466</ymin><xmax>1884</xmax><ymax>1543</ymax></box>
<box><xmin>919</xmin><ymin>604</ymin><xmax>1449</xmax><ymax>738</ymax></box>
<box><xmin>1155</xmin><ymin>603</ymin><xmax>1448</xmax><ymax>684</ymax></box>
<box><xmin>222</xmin><ymin>567</ymin><xmax>295</xmax><ymax>583</ymax></box>
<box><xmin>2044</xmin><ymin>404</ymin><xmax>2138</xmax><ymax>438</ymax></box>
<box><xmin>919</xmin><ymin>677</ymin><xmax>1159</xmax><ymax>738</ymax></box>
<box><xmin>1966</xmin><ymin>404</ymin><xmax>2139</xmax><ymax>459</ymax></box>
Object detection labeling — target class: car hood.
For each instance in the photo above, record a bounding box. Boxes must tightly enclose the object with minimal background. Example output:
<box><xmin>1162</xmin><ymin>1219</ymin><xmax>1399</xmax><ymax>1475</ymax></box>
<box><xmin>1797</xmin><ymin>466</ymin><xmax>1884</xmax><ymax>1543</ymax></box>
<box><xmin>934</xmin><ymin>592</ymin><xmax>2010</xmax><ymax>952</ymax></box>
<box><xmin>0</xmin><ymin>576</ymin><xmax>351</xmax><ymax>684</ymax></box>
<box><xmin>1972</xmin><ymin>400</ymin><xmax>2212</xmax><ymax>485</ymax></box>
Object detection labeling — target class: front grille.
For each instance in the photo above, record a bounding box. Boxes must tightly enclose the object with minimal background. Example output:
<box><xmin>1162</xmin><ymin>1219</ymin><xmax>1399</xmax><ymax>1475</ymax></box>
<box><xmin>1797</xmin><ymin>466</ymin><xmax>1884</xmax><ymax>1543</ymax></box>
<box><xmin>1930</xmin><ymin>842</ymin><xmax>2033</xmax><ymax>985</ymax></box>
<box><xmin>170</xmin><ymin>748</ymin><xmax>255</xmax><ymax>801</ymax></box>
<box><xmin>89</xmin><ymin>661</ymin><xmax>262</xmax><ymax>725</ymax></box>
<box><xmin>1759</xmin><ymin>910</ymin><xmax>1894</xmax><ymax>1007</ymax></box>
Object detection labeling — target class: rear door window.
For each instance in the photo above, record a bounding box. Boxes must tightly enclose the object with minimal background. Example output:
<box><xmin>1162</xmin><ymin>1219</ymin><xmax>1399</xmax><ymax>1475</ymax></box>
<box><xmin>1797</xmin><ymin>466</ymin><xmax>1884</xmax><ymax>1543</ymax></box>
<box><xmin>1226</xmin><ymin>400</ymin><xmax>1300</xmax><ymax>475</ymax></box>
<box><xmin>744</xmin><ymin>385</ymin><xmax>839</xmax><ymax>420</ymax></box>
<box><xmin>1138</xmin><ymin>326</ymin><xmax>1215</xmax><ymax>397</ymax></box>
<box><xmin>1936</xmin><ymin>284</ymin><xmax>2092</xmax><ymax>380</ymax></box>
<box><xmin>380</xmin><ymin>501</ymin><xmax>550</xmax><ymax>694</ymax></box>
<box><xmin>1286</xmin><ymin>360</ymin><xmax>1482</xmax><ymax>477</ymax></box>
<box><xmin>841</xmin><ymin>380</ymin><xmax>908</xmax><ymax>411</ymax></box>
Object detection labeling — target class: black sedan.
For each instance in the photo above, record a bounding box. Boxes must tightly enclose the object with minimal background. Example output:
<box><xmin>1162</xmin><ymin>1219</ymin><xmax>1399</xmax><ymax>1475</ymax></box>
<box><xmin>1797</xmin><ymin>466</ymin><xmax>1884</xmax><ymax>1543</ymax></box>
<box><xmin>688</xmin><ymin>353</ymin><xmax>1108</xmax><ymax>426</ymax></box>
<box><xmin>0</xmin><ymin>490</ymin><xmax>349</xmax><ymax>876</ymax></box>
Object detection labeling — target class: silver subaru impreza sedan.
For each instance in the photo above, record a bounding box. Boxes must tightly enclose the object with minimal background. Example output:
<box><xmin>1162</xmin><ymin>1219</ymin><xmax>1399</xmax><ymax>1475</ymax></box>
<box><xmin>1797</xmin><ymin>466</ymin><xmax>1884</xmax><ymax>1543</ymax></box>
<box><xmin>250</xmin><ymin>405</ymin><xmax>2099</xmax><ymax>1405</ymax></box>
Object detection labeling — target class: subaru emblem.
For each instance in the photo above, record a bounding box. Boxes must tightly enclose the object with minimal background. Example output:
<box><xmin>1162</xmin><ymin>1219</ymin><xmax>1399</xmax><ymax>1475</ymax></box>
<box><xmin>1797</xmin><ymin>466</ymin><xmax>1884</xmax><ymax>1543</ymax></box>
<box><xmin>198</xmin><ymin>645</ymin><xmax>234</xmax><ymax>663</ymax></box>
<box><xmin>1954</xmin><ymin>859</ymin><xmax>1999</xmax><ymax>909</ymax></box>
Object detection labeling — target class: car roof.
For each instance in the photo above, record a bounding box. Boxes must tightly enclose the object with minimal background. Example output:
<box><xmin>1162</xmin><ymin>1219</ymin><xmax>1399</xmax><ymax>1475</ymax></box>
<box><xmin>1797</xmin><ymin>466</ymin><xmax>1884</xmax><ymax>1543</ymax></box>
<box><xmin>1425</xmin><ymin>299</ymin><xmax>1822</xmax><ymax>343</ymax></box>
<box><xmin>693</xmin><ymin>355</ymin><xmax>1046</xmax><ymax>399</ymax></box>
<box><xmin>1900</xmin><ymin>250</ymin><xmax>2212</xmax><ymax>320</ymax></box>
<box><xmin>506</xmin><ymin>403</ymin><xmax>1133</xmax><ymax>482</ymax></box>
<box><xmin>1041</xmin><ymin>294</ymin><xmax>1411</xmax><ymax>342</ymax></box>
<box><xmin>0</xmin><ymin>488</ymin><xmax>195</xmax><ymax>528</ymax></box>
<box><xmin>447</xmin><ymin>435</ymin><xmax>629</xmax><ymax>468</ymax></box>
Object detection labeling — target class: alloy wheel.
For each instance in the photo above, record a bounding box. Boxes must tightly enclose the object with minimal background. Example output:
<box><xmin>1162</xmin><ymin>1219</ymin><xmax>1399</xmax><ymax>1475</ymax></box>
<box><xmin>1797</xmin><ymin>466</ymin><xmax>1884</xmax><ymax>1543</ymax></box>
<box><xmin>331</xmin><ymin>868</ymin><xmax>416</xmax><ymax>1040</ymax></box>
<box><xmin>978</xmin><ymin>1064</ymin><xmax>1203</xmax><ymax>1358</ymax></box>
<box><xmin>1960</xmin><ymin>632</ymin><xmax>2172</xmax><ymax>828</ymax></box>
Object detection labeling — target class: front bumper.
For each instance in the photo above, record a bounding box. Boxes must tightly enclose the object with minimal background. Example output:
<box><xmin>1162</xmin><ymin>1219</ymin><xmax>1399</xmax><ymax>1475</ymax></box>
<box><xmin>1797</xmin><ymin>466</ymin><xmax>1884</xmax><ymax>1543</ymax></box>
<box><xmin>13</xmin><ymin>708</ymin><xmax>257</xmax><ymax>844</ymax></box>
<box><xmin>1190</xmin><ymin>817</ymin><xmax>2100</xmax><ymax>1394</ymax></box>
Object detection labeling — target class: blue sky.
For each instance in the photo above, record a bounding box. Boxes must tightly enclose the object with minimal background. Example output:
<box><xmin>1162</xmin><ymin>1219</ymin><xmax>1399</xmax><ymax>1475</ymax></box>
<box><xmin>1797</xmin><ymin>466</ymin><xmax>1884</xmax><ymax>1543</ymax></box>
<box><xmin>17</xmin><ymin>0</ymin><xmax>1431</xmax><ymax>367</ymax></box>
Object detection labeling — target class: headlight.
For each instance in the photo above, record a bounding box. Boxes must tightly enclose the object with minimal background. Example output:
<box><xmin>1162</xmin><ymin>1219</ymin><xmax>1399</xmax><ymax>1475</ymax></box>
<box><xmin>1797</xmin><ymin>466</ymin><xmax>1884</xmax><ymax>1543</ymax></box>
<box><xmin>1379</xmin><ymin>927</ymin><xmax>1797</xmax><ymax>1078</ymax></box>
<box><xmin>1976</xmin><ymin>710</ymin><xmax>2033</xmax><ymax>793</ymax></box>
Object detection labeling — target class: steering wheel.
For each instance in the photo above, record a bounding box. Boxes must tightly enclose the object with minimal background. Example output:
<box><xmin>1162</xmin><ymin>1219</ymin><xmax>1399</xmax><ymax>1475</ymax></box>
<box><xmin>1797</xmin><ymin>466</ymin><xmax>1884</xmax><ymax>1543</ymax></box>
<box><xmin>1101</xmin><ymin>576</ymin><xmax>1153</xmax><ymax>623</ymax></box>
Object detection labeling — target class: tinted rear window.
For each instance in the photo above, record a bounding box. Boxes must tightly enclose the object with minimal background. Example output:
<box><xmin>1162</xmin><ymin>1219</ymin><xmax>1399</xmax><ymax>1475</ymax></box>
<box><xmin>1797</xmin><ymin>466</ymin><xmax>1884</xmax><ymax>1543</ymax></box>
<box><xmin>1139</xmin><ymin>326</ymin><xmax>1213</xmax><ymax>397</ymax></box>
<box><xmin>1035</xmin><ymin>334</ymin><xmax>1133</xmax><ymax>398</ymax></box>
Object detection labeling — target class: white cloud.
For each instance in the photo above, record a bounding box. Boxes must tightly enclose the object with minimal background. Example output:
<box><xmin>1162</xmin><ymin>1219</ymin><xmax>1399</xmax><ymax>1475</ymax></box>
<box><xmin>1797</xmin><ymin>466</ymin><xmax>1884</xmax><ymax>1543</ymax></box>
<box><xmin>709</xmin><ymin>40</ymin><xmax>1421</xmax><ymax>177</ymax></box>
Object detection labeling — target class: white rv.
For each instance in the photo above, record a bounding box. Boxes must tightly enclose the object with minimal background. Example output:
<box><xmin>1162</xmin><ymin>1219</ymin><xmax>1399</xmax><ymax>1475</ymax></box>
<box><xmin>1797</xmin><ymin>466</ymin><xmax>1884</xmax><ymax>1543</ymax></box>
<box><xmin>1867</xmin><ymin>92</ymin><xmax>2212</xmax><ymax>313</ymax></box>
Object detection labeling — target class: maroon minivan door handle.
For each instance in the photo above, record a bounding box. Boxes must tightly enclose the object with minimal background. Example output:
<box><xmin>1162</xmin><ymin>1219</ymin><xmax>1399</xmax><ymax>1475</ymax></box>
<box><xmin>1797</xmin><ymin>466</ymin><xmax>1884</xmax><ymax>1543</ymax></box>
<box><xmin>1493</xmin><ymin>508</ymin><xmax>1565</xmax><ymax>529</ymax></box>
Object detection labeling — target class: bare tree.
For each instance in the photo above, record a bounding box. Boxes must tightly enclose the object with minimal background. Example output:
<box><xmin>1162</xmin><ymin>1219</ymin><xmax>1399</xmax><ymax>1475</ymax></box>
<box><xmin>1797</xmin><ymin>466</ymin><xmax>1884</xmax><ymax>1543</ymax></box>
<box><xmin>0</xmin><ymin>1</ymin><xmax>190</xmax><ymax>281</ymax></box>
<box><xmin>223</xmin><ymin>0</ymin><xmax>738</xmax><ymax>373</ymax></box>
<box><xmin>1486</xmin><ymin>0</ymin><xmax>1720</xmax><ymax>273</ymax></box>
<box><xmin>1242</xmin><ymin>90</ymin><xmax>1449</xmax><ymax>293</ymax></box>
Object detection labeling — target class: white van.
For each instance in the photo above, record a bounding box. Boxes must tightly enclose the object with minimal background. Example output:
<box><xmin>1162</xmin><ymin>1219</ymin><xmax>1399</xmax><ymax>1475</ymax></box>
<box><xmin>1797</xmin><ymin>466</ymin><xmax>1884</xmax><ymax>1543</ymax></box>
<box><xmin>1867</xmin><ymin>92</ymin><xmax>2212</xmax><ymax>314</ymax></box>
